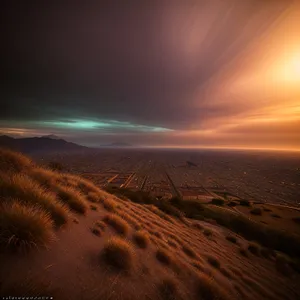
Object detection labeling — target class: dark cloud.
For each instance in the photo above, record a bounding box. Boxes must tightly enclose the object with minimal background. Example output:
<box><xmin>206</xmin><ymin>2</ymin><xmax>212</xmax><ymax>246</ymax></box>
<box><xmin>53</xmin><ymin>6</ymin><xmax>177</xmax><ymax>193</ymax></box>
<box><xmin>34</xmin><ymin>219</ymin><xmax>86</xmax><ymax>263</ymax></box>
<box><xmin>1</xmin><ymin>0</ymin><xmax>297</xmax><ymax>149</ymax></box>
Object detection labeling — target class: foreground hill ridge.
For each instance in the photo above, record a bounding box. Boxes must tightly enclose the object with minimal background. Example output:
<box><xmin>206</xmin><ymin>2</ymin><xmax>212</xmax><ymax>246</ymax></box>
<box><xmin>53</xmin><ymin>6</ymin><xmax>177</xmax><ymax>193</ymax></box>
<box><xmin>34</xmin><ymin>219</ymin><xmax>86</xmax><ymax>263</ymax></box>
<box><xmin>0</xmin><ymin>148</ymin><xmax>300</xmax><ymax>300</ymax></box>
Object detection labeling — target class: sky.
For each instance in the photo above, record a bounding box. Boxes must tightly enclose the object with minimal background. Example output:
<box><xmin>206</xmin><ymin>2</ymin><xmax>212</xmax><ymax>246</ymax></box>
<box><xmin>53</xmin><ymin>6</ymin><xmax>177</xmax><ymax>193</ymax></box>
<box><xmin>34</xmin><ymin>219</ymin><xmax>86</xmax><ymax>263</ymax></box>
<box><xmin>1</xmin><ymin>1</ymin><xmax>300</xmax><ymax>150</ymax></box>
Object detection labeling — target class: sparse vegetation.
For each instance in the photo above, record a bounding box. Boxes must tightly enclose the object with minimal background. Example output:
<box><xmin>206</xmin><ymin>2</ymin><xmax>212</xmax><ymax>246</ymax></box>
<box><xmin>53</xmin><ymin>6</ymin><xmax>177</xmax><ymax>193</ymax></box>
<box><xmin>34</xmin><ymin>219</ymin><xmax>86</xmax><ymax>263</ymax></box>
<box><xmin>0</xmin><ymin>201</ymin><xmax>54</xmax><ymax>252</ymax></box>
<box><xmin>102</xmin><ymin>237</ymin><xmax>135</xmax><ymax>270</ymax></box>
<box><xmin>248</xmin><ymin>242</ymin><xmax>261</xmax><ymax>256</ymax></box>
<box><xmin>239</xmin><ymin>248</ymin><xmax>249</xmax><ymax>257</ymax></box>
<box><xmin>158</xmin><ymin>278</ymin><xmax>182</xmax><ymax>300</ymax></box>
<box><xmin>207</xmin><ymin>255</ymin><xmax>220</xmax><ymax>269</ymax></box>
<box><xmin>203</xmin><ymin>229</ymin><xmax>213</xmax><ymax>237</ymax></box>
<box><xmin>250</xmin><ymin>208</ymin><xmax>262</xmax><ymax>216</ymax></box>
<box><xmin>103</xmin><ymin>214</ymin><xmax>129</xmax><ymax>235</ymax></box>
<box><xmin>182</xmin><ymin>245</ymin><xmax>196</xmax><ymax>258</ymax></box>
<box><xmin>54</xmin><ymin>184</ymin><xmax>87</xmax><ymax>214</ymax></box>
<box><xmin>95</xmin><ymin>221</ymin><xmax>106</xmax><ymax>230</ymax></box>
<box><xmin>90</xmin><ymin>204</ymin><xmax>97</xmax><ymax>211</ymax></box>
<box><xmin>196</xmin><ymin>273</ymin><xmax>230</xmax><ymax>300</ymax></box>
<box><xmin>271</xmin><ymin>213</ymin><xmax>281</xmax><ymax>218</ymax></box>
<box><xmin>102</xmin><ymin>197</ymin><xmax>117</xmax><ymax>212</ymax></box>
<box><xmin>227</xmin><ymin>201</ymin><xmax>237</xmax><ymax>207</ymax></box>
<box><xmin>0</xmin><ymin>148</ymin><xmax>32</xmax><ymax>172</ymax></box>
<box><xmin>133</xmin><ymin>230</ymin><xmax>149</xmax><ymax>248</ymax></box>
<box><xmin>91</xmin><ymin>227</ymin><xmax>101</xmax><ymax>236</ymax></box>
<box><xmin>239</xmin><ymin>199</ymin><xmax>251</xmax><ymax>207</ymax></box>
<box><xmin>156</xmin><ymin>248</ymin><xmax>172</xmax><ymax>265</ymax></box>
<box><xmin>0</xmin><ymin>173</ymin><xmax>69</xmax><ymax>226</ymax></box>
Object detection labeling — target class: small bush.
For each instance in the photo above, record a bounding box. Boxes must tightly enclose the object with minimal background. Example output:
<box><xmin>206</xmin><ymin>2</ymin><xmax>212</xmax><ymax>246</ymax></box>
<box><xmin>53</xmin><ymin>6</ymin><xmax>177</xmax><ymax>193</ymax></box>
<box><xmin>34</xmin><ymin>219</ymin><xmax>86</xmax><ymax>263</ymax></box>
<box><xmin>0</xmin><ymin>201</ymin><xmax>54</xmax><ymax>252</ymax></box>
<box><xmin>102</xmin><ymin>198</ymin><xmax>117</xmax><ymax>212</ymax></box>
<box><xmin>133</xmin><ymin>230</ymin><xmax>149</xmax><ymax>248</ymax></box>
<box><xmin>156</xmin><ymin>249</ymin><xmax>172</xmax><ymax>265</ymax></box>
<box><xmin>196</xmin><ymin>273</ymin><xmax>230</xmax><ymax>300</ymax></box>
<box><xmin>95</xmin><ymin>221</ymin><xmax>106</xmax><ymax>230</ymax></box>
<box><xmin>0</xmin><ymin>173</ymin><xmax>69</xmax><ymax>226</ymax></box>
<box><xmin>207</xmin><ymin>255</ymin><xmax>220</xmax><ymax>269</ymax></box>
<box><xmin>250</xmin><ymin>208</ymin><xmax>262</xmax><ymax>216</ymax></box>
<box><xmin>182</xmin><ymin>245</ymin><xmax>196</xmax><ymax>258</ymax></box>
<box><xmin>159</xmin><ymin>278</ymin><xmax>182</xmax><ymax>300</ymax></box>
<box><xmin>87</xmin><ymin>192</ymin><xmax>100</xmax><ymax>203</ymax></box>
<box><xmin>211</xmin><ymin>198</ymin><xmax>225</xmax><ymax>206</ymax></box>
<box><xmin>102</xmin><ymin>237</ymin><xmax>135</xmax><ymax>270</ymax></box>
<box><xmin>91</xmin><ymin>227</ymin><xmax>101</xmax><ymax>236</ymax></box>
<box><xmin>55</xmin><ymin>185</ymin><xmax>87</xmax><ymax>214</ymax></box>
<box><xmin>248</xmin><ymin>242</ymin><xmax>261</xmax><ymax>256</ymax></box>
<box><xmin>0</xmin><ymin>148</ymin><xmax>32</xmax><ymax>172</ymax></box>
<box><xmin>226</xmin><ymin>235</ymin><xmax>237</xmax><ymax>244</ymax></box>
<box><xmin>103</xmin><ymin>214</ymin><xmax>129</xmax><ymax>236</ymax></box>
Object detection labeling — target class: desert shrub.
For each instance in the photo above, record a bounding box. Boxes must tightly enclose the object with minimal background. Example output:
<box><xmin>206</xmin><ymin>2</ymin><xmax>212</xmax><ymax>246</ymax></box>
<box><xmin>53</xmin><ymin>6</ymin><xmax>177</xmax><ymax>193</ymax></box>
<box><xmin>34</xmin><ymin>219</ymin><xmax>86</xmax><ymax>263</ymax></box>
<box><xmin>196</xmin><ymin>274</ymin><xmax>230</xmax><ymax>300</ymax></box>
<box><xmin>103</xmin><ymin>214</ymin><xmax>129</xmax><ymax>236</ymax></box>
<box><xmin>226</xmin><ymin>235</ymin><xmax>237</xmax><ymax>244</ymax></box>
<box><xmin>156</xmin><ymin>249</ymin><xmax>172</xmax><ymax>265</ymax></box>
<box><xmin>211</xmin><ymin>198</ymin><xmax>225</xmax><ymax>206</ymax></box>
<box><xmin>182</xmin><ymin>245</ymin><xmax>196</xmax><ymax>258</ymax></box>
<box><xmin>239</xmin><ymin>199</ymin><xmax>251</xmax><ymax>207</ymax></box>
<box><xmin>248</xmin><ymin>242</ymin><xmax>261</xmax><ymax>256</ymax></box>
<box><xmin>102</xmin><ymin>197</ymin><xmax>117</xmax><ymax>212</ymax></box>
<box><xmin>250</xmin><ymin>208</ymin><xmax>262</xmax><ymax>216</ymax></box>
<box><xmin>87</xmin><ymin>191</ymin><xmax>100</xmax><ymax>203</ymax></box>
<box><xmin>29</xmin><ymin>167</ymin><xmax>59</xmax><ymax>187</ymax></box>
<box><xmin>91</xmin><ymin>227</ymin><xmax>101</xmax><ymax>236</ymax></box>
<box><xmin>133</xmin><ymin>230</ymin><xmax>149</xmax><ymax>248</ymax></box>
<box><xmin>54</xmin><ymin>184</ymin><xmax>87</xmax><ymax>214</ymax></box>
<box><xmin>0</xmin><ymin>148</ymin><xmax>32</xmax><ymax>172</ymax></box>
<box><xmin>0</xmin><ymin>173</ymin><xmax>68</xmax><ymax>226</ymax></box>
<box><xmin>158</xmin><ymin>278</ymin><xmax>183</xmax><ymax>300</ymax></box>
<box><xmin>102</xmin><ymin>237</ymin><xmax>135</xmax><ymax>270</ymax></box>
<box><xmin>207</xmin><ymin>255</ymin><xmax>220</xmax><ymax>269</ymax></box>
<box><xmin>95</xmin><ymin>221</ymin><xmax>106</xmax><ymax>230</ymax></box>
<box><xmin>0</xmin><ymin>201</ymin><xmax>54</xmax><ymax>252</ymax></box>
<box><xmin>203</xmin><ymin>229</ymin><xmax>213</xmax><ymax>237</ymax></box>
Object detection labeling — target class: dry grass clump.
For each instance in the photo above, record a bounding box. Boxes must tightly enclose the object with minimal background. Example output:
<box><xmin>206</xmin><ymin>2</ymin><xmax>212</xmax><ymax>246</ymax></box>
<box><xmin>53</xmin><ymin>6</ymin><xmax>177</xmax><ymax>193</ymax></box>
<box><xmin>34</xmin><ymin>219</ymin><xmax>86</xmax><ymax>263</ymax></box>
<box><xmin>195</xmin><ymin>274</ymin><xmax>230</xmax><ymax>300</ymax></box>
<box><xmin>226</xmin><ymin>235</ymin><xmax>238</xmax><ymax>244</ymax></box>
<box><xmin>54</xmin><ymin>184</ymin><xmax>87</xmax><ymax>214</ymax></box>
<box><xmin>0</xmin><ymin>148</ymin><xmax>32</xmax><ymax>172</ymax></box>
<box><xmin>263</xmin><ymin>207</ymin><xmax>272</xmax><ymax>212</ymax></box>
<box><xmin>91</xmin><ymin>227</ymin><xmax>101</xmax><ymax>237</ymax></box>
<box><xmin>260</xmin><ymin>247</ymin><xmax>276</xmax><ymax>260</ymax></box>
<box><xmin>156</xmin><ymin>248</ymin><xmax>172</xmax><ymax>265</ymax></box>
<box><xmin>133</xmin><ymin>230</ymin><xmax>149</xmax><ymax>248</ymax></box>
<box><xmin>29</xmin><ymin>167</ymin><xmax>59</xmax><ymax>187</ymax></box>
<box><xmin>182</xmin><ymin>245</ymin><xmax>197</xmax><ymax>258</ymax></box>
<box><xmin>95</xmin><ymin>221</ymin><xmax>106</xmax><ymax>230</ymax></box>
<box><xmin>87</xmin><ymin>191</ymin><xmax>101</xmax><ymax>203</ymax></box>
<box><xmin>0</xmin><ymin>173</ymin><xmax>69</xmax><ymax>226</ymax></box>
<box><xmin>239</xmin><ymin>199</ymin><xmax>251</xmax><ymax>207</ymax></box>
<box><xmin>158</xmin><ymin>278</ymin><xmax>183</xmax><ymax>300</ymax></box>
<box><xmin>275</xmin><ymin>253</ymin><xmax>293</xmax><ymax>276</ymax></box>
<box><xmin>250</xmin><ymin>207</ymin><xmax>262</xmax><ymax>216</ymax></box>
<box><xmin>192</xmin><ymin>222</ymin><xmax>203</xmax><ymax>230</ymax></box>
<box><xmin>0</xmin><ymin>201</ymin><xmax>55</xmax><ymax>252</ymax></box>
<box><xmin>239</xmin><ymin>247</ymin><xmax>249</xmax><ymax>257</ymax></box>
<box><xmin>206</xmin><ymin>255</ymin><xmax>221</xmax><ymax>269</ymax></box>
<box><xmin>101</xmin><ymin>236</ymin><xmax>135</xmax><ymax>270</ymax></box>
<box><xmin>103</xmin><ymin>214</ymin><xmax>129</xmax><ymax>236</ymax></box>
<box><xmin>116</xmin><ymin>211</ymin><xmax>140</xmax><ymax>229</ymax></box>
<box><xmin>102</xmin><ymin>197</ymin><xmax>117</xmax><ymax>212</ymax></box>
<box><xmin>227</xmin><ymin>201</ymin><xmax>237</xmax><ymax>207</ymax></box>
<box><xmin>271</xmin><ymin>213</ymin><xmax>281</xmax><ymax>218</ymax></box>
<box><xmin>77</xmin><ymin>178</ymin><xmax>102</xmax><ymax>194</ymax></box>
<box><xmin>167</xmin><ymin>240</ymin><xmax>178</xmax><ymax>249</ymax></box>
<box><xmin>248</xmin><ymin>242</ymin><xmax>261</xmax><ymax>256</ymax></box>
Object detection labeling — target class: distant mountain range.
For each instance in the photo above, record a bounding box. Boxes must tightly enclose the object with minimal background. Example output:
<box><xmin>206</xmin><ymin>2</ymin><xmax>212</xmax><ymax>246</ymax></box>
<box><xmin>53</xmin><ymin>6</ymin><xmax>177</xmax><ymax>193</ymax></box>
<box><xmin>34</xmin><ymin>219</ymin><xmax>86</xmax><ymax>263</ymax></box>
<box><xmin>102</xmin><ymin>142</ymin><xmax>133</xmax><ymax>147</ymax></box>
<box><xmin>0</xmin><ymin>135</ymin><xmax>87</xmax><ymax>153</ymax></box>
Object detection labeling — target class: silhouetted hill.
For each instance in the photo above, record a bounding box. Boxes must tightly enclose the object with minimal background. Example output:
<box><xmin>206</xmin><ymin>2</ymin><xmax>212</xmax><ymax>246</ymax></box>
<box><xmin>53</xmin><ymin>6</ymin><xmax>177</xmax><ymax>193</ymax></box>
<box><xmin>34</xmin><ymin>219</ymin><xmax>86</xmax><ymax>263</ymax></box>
<box><xmin>103</xmin><ymin>142</ymin><xmax>133</xmax><ymax>147</ymax></box>
<box><xmin>0</xmin><ymin>135</ymin><xmax>87</xmax><ymax>153</ymax></box>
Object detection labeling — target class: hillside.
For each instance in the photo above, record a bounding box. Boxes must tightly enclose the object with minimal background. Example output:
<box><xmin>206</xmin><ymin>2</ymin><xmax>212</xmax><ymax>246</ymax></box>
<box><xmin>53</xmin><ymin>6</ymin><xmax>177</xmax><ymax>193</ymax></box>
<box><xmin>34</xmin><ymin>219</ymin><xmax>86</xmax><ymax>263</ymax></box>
<box><xmin>0</xmin><ymin>148</ymin><xmax>300</xmax><ymax>300</ymax></box>
<box><xmin>0</xmin><ymin>135</ymin><xmax>87</xmax><ymax>154</ymax></box>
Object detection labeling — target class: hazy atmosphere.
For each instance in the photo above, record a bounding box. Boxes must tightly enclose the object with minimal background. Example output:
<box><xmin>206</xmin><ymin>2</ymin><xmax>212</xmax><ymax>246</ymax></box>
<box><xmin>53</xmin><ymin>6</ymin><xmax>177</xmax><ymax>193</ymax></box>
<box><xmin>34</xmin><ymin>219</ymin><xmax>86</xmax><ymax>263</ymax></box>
<box><xmin>1</xmin><ymin>1</ymin><xmax>300</xmax><ymax>150</ymax></box>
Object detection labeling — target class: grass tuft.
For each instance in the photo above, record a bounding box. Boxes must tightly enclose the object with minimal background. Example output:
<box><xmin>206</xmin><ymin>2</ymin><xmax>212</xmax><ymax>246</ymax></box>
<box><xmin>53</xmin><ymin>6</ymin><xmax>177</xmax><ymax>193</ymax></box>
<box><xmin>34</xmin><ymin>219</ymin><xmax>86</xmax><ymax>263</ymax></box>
<box><xmin>248</xmin><ymin>242</ymin><xmax>261</xmax><ymax>256</ymax></box>
<box><xmin>159</xmin><ymin>278</ymin><xmax>183</xmax><ymax>300</ymax></box>
<box><xmin>91</xmin><ymin>227</ymin><xmax>101</xmax><ymax>237</ymax></box>
<box><xmin>182</xmin><ymin>245</ymin><xmax>196</xmax><ymax>258</ymax></box>
<box><xmin>0</xmin><ymin>148</ymin><xmax>32</xmax><ymax>172</ymax></box>
<box><xmin>0</xmin><ymin>173</ymin><xmax>69</xmax><ymax>227</ymax></box>
<box><xmin>196</xmin><ymin>274</ymin><xmax>230</xmax><ymax>300</ymax></box>
<box><xmin>102</xmin><ymin>236</ymin><xmax>135</xmax><ymax>270</ymax></box>
<box><xmin>0</xmin><ymin>201</ymin><xmax>55</xmax><ymax>252</ymax></box>
<box><xmin>54</xmin><ymin>184</ymin><xmax>87</xmax><ymax>214</ymax></box>
<box><xmin>226</xmin><ymin>235</ymin><xmax>238</xmax><ymax>244</ymax></box>
<box><xmin>207</xmin><ymin>255</ymin><xmax>221</xmax><ymax>269</ymax></box>
<box><xmin>103</xmin><ymin>214</ymin><xmax>129</xmax><ymax>236</ymax></box>
<box><xmin>133</xmin><ymin>230</ymin><xmax>149</xmax><ymax>248</ymax></box>
<box><xmin>90</xmin><ymin>204</ymin><xmax>97</xmax><ymax>211</ymax></box>
<box><xmin>156</xmin><ymin>248</ymin><xmax>172</xmax><ymax>265</ymax></box>
<box><xmin>211</xmin><ymin>198</ymin><xmax>225</xmax><ymax>206</ymax></box>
